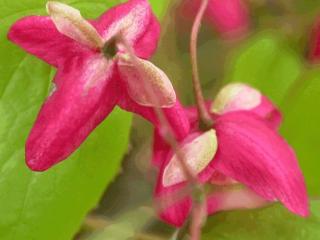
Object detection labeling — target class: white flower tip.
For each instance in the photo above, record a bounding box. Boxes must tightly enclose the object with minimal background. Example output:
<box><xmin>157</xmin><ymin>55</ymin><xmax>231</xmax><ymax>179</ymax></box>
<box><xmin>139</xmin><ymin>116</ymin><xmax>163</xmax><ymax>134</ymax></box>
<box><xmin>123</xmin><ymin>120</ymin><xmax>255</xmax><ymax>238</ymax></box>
<box><xmin>211</xmin><ymin>83</ymin><xmax>261</xmax><ymax>114</ymax></box>
<box><xmin>46</xmin><ymin>1</ymin><xmax>78</xmax><ymax>15</ymax></box>
<box><xmin>162</xmin><ymin>129</ymin><xmax>218</xmax><ymax>187</ymax></box>
<box><xmin>46</xmin><ymin>1</ymin><xmax>103</xmax><ymax>49</ymax></box>
<box><xmin>118</xmin><ymin>55</ymin><xmax>176</xmax><ymax>108</ymax></box>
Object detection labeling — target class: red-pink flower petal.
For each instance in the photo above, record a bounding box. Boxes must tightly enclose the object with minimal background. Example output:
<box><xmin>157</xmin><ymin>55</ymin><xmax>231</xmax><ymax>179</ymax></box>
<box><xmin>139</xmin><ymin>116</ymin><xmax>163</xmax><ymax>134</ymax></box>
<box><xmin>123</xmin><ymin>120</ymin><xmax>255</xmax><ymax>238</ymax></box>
<box><xmin>212</xmin><ymin>111</ymin><xmax>309</xmax><ymax>216</ymax></box>
<box><xmin>155</xmin><ymin>181</ymin><xmax>192</xmax><ymax>227</ymax></box>
<box><xmin>153</xmin><ymin>132</ymin><xmax>192</xmax><ymax>226</ymax></box>
<box><xmin>132</xmin><ymin>12</ymin><xmax>161</xmax><ymax>59</ymax></box>
<box><xmin>94</xmin><ymin>0</ymin><xmax>160</xmax><ymax>59</ymax></box>
<box><xmin>207</xmin><ymin>186</ymin><xmax>271</xmax><ymax>215</ymax></box>
<box><xmin>118</xmin><ymin>86</ymin><xmax>190</xmax><ymax>140</ymax></box>
<box><xmin>308</xmin><ymin>16</ymin><xmax>320</xmax><ymax>63</ymax></box>
<box><xmin>152</xmin><ymin>129</ymin><xmax>171</xmax><ymax>168</ymax></box>
<box><xmin>26</xmin><ymin>54</ymin><xmax>118</xmax><ymax>171</ymax></box>
<box><xmin>8</xmin><ymin>16</ymin><xmax>82</xmax><ymax>67</ymax></box>
<box><xmin>154</xmin><ymin>151</ymin><xmax>193</xmax><ymax>227</ymax></box>
<box><xmin>10</xmin><ymin>0</ymin><xmax>162</xmax><ymax>171</ymax></box>
<box><xmin>154</xmin><ymin>130</ymin><xmax>218</xmax><ymax>226</ymax></box>
<box><xmin>254</xmin><ymin>96</ymin><xmax>282</xmax><ymax>130</ymax></box>
<box><xmin>206</xmin><ymin>0</ymin><xmax>249</xmax><ymax>36</ymax></box>
<box><xmin>180</xmin><ymin>0</ymin><xmax>249</xmax><ymax>37</ymax></box>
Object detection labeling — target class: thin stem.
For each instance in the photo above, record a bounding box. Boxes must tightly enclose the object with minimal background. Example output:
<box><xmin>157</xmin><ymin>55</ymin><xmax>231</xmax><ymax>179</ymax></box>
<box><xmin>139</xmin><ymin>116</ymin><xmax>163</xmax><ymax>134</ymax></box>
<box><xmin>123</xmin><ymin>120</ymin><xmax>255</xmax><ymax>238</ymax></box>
<box><xmin>190</xmin><ymin>200</ymin><xmax>207</xmax><ymax>240</ymax></box>
<box><xmin>173</xmin><ymin>219</ymin><xmax>190</xmax><ymax>240</ymax></box>
<box><xmin>118</xmin><ymin>34</ymin><xmax>197</xmax><ymax>185</ymax></box>
<box><xmin>190</xmin><ymin>0</ymin><xmax>212</xmax><ymax>130</ymax></box>
<box><xmin>118</xmin><ymin>34</ymin><xmax>207</xmax><ymax>240</ymax></box>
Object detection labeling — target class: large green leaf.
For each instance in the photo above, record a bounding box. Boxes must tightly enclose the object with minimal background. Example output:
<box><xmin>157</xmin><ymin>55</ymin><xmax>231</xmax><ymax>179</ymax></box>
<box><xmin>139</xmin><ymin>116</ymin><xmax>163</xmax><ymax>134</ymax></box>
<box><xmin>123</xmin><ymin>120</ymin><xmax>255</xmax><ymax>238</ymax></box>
<box><xmin>202</xmin><ymin>201</ymin><xmax>320</xmax><ymax>240</ymax></box>
<box><xmin>281</xmin><ymin>69</ymin><xmax>320</xmax><ymax>196</ymax></box>
<box><xmin>224</xmin><ymin>31</ymin><xmax>302</xmax><ymax>105</ymax></box>
<box><xmin>0</xmin><ymin>1</ymin><xmax>136</xmax><ymax>240</ymax></box>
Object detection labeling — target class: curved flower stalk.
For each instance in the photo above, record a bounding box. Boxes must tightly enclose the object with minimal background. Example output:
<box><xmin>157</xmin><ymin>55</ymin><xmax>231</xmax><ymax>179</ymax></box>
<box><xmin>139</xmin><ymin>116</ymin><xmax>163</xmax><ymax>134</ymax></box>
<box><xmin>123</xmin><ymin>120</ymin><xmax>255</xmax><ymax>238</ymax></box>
<box><xmin>179</xmin><ymin>0</ymin><xmax>249</xmax><ymax>37</ymax></box>
<box><xmin>8</xmin><ymin>0</ymin><xmax>190</xmax><ymax>171</ymax></box>
<box><xmin>153</xmin><ymin>83</ymin><xmax>309</xmax><ymax>227</ymax></box>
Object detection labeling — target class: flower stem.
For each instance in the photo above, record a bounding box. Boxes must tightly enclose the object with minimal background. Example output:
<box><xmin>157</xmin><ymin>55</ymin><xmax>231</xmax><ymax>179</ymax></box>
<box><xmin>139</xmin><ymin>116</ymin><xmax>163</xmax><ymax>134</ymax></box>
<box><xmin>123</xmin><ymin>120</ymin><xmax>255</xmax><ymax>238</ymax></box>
<box><xmin>190</xmin><ymin>200</ymin><xmax>207</xmax><ymax>240</ymax></box>
<box><xmin>190</xmin><ymin>0</ymin><xmax>213</xmax><ymax>130</ymax></box>
<box><xmin>119</xmin><ymin>33</ymin><xmax>208</xmax><ymax>240</ymax></box>
<box><xmin>117</xmin><ymin>34</ymin><xmax>197</xmax><ymax>185</ymax></box>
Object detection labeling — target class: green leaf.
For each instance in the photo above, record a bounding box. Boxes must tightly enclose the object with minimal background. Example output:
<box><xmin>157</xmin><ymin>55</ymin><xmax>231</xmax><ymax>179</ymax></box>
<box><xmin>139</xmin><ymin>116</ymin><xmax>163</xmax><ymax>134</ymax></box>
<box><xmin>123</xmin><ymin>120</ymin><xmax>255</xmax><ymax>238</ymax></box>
<box><xmin>202</xmin><ymin>201</ymin><xmax>320</xmax><ymax>240</ymax></box>
<box><xmin>281</xmin><ymin>69</ymin><xmax>320</xmax><ymax>196</ymax></box>
<box><xmin>149</xmin><ymin>0</ymin><xmax>171</xmax><ymax>19</ymax></box>
<box><xmin>86</xmin><ymin>207</ymin><xmax>154</xmax><ymax>240</ymax></box>
<box><xmin>0</xmin><ymin>1</ymin><xmax>140</xmax><ymax>240</ymax></box>
<box><xmin>224</xmin><ymin>31</ymin><xmax>302</xmax><ymax>105</ymax></box>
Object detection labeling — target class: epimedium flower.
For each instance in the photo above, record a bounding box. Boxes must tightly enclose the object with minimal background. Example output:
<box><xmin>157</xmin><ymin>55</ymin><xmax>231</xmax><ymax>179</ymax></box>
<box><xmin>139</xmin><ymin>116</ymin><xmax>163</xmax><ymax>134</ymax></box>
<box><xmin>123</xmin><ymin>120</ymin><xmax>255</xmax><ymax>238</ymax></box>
<box><xmin>153</xmin><ymin>83</ymin><xmax>309</xmax><ymax>227</ymax></box>
<box><xmin>179</xmin><ymin>0</ymin><xmax>249</xmax><ymax>37</ymax></box>
<box><xmin>308</xmin><ymin>16</ymin><xmax>320</xmax><ymax>63</ymax></box>
<box><xmin>8</xmin><ymin>0</ymin><xmax>190</xmax><ymax>171</ymax></box>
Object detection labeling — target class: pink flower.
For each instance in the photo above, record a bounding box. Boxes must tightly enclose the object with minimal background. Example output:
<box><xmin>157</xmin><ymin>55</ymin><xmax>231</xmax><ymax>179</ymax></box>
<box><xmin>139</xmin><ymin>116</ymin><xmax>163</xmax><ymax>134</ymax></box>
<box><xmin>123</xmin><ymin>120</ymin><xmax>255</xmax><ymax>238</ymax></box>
<box><xmin>180</xmin><ymin>0</ymin><xmax>249</xmax><ymax>37</ymax></box>
<box><xmin>308</xmin><ymin>16</ymin><xmax>320</xmax><ymax>63</ymax></box>
<box><xmin>8</xmin><ymin>0</ymin><xmax>188</xmax><ymax>171</ymax></box>
<box><xmin>153</xmin><ymin>83</ymin><xmax>309</xmax><ymax>227</ymax></box>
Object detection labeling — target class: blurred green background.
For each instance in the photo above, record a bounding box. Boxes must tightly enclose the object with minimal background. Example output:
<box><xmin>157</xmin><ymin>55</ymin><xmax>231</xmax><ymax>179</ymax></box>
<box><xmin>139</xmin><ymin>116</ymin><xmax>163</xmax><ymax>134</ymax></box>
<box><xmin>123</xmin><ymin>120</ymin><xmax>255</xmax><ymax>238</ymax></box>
<box><xmin>0</xmin><ymin>0</ymin><xmax>319</xmax><ymax>239</ymax></box>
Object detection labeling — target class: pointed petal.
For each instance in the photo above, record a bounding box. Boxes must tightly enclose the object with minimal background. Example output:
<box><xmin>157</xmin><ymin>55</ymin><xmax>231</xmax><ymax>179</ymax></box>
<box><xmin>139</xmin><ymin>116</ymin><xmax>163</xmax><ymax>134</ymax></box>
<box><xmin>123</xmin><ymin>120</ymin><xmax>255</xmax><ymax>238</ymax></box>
<box><xmin>153</xmin><ymin>133</ymin><xmax>196</xmax><ymax>227</ymax></box>
<box><xmin>118</xmin><ymin>88</ymin><xmax>190</xmax><ymax>140</ymax></box>
<box><xmin>155</xmin><ymin>161</ymin><xmax>192</xmax><ymax>227</ymax></box>
<box><xmin>26</xmin><ymin>54</ymin><xmax>117</xmax><ymax>171</ymax></box>
<box><xmin>163</xmin><ymin>130</ymin><xmax>218</xmax><ymax>187</ymax></box>
<box><xmin>206</xmin><ymin>0</ymin><xmax>249</xmax><ymax>36</ymax></box>
<box><xmin>213</xmin><ymin>112</ymin><xmax>309</xmax><ymax>216</ymax></box>
<box><xmin>46</xmin><ymin>1</ymin><xmax>104</xmax><ymax>49</ymax></box>
<box><xmin>211</xmin><ymin>83</ymin><xmax>282</xmax><ymax>129</ymax></box>
<box><xmin>118</xmin><ymin>55</ymin><xmax>176</xmax><ymax>108</ymax></box>
<box><xmin>255</xmin><ymin>96</ymin><xmax>282</xmax><ymax>129</ymax></box>
<box><xmin>207</xmin><ymin>186</ymin><xmax>271</xmax><ymax>215</ymax></box>
<box><xmin>180</xmin><ymin>0</ymin><xmax>248</xmax><ymax>37</ymax></box>
<box><xmin>155</xmin><ymin>183</ymin><xmax>192</xmax><ymax>227</ymax></box>
<box><xmin>8</xmin><ymin>16</ymin><xmax>81</xmax><ymax>67</ymax></box>
<box><xmin>94</xmin><ymin>0</ymin><xmax>160</xmax><ymax>58</ymax></box>
<box><xmin>132</xmin><ymin>12</ymin><xmax>161</xmax><ymax>58</ymax></box>
<box><xmin>153</xmin><ymin>130</ymin><xmax>218</xmax><ymax>226</ymax></box>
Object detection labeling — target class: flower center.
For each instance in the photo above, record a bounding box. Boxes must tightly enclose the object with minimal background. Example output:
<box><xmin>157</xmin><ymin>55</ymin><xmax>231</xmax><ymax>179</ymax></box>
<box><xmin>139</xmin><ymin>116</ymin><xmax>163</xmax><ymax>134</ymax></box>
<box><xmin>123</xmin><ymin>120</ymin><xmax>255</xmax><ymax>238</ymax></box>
<box><xmin>102</xmin><ymin>37</ymin><xmax>118</xmax><ymax>59</ymax></box>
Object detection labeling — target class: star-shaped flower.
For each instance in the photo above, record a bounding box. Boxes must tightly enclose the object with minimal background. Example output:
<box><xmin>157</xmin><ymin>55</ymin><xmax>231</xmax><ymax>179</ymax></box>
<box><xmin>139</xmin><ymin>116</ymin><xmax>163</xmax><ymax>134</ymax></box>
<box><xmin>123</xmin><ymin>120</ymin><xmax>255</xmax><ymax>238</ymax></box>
<box><xmin>153</xmin><ymin>83</ymin><xmax>309</xmax><ymax>227</ymax></box>
<box><xmin>8</xmin><ymin>0</ymin><xmax>188</xmax><ymax>171</ymax></box>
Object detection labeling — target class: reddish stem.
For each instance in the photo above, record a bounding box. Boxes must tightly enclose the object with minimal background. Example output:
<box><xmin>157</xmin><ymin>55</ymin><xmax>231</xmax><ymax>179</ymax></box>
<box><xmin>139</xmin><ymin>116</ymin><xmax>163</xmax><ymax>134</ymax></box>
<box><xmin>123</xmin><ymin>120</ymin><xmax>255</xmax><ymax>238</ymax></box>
<box><xmin>117</xmin><ymin>34</ymin><xmax>197</xmax><ymax>185</ymax></box>
<box><xmin>190</xmin><ymin>200</ymin><xmax>207</xmax><ymax>240</ymax></box>
<box><xmin>190</xmin><ymin>0</ymin><xmax>213</xmax><ymax>130</ymax></box>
